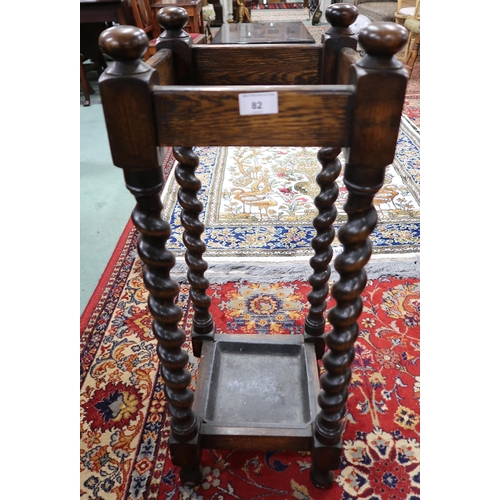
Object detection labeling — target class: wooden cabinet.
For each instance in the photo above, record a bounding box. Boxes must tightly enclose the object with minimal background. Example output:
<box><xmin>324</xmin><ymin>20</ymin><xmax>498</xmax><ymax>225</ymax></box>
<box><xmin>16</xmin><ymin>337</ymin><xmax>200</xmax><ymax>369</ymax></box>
<box><xmin>151</xmin><ymin>0</ymin><xmax>204</xmax><ymax>34</ymax></box>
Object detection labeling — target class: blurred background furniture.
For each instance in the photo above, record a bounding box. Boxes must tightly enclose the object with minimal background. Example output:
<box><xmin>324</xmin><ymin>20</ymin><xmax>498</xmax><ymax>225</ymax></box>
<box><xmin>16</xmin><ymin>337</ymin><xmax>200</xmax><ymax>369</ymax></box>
<box><xmin>202</xmin><ymin>3</ymin><xmax>216</xmax><ymax>40</ymax></box>
<box><xmin>80</xmin><ymin>0</ymin><xmax>133</xmax><ymax>105</ymax></box>
<box><xmin>211</xmin><ymin>2</ymin><xmax>223</xmax><ymax>27</ymax></box>
<box><xmin>80</xmin><ymin>54</ymin><xmax>94</xmax><ymax>106</ymax></box>
<box><xmin>130</xmin><ymin>0</ymin><xmax>159</xmax><ymax>60</ymax></box>
<box><xmin>80</xmin><ymin>21</ymin><xmax>110</xmax><ymax>106</ymax></box>
<box><xmin>394</xmin><ymin>0</ymin><xmax>416</xmax><ymax>26</ymax></box>
<box><xmin>130</xmin><ymin>0</ymin><xmax>207</xmax><ymax>60</ymax></box>
<box><xmin>403</xmin><ymin>0</ymin><xmax>419</xmax><ymax>77</ymax></box>
<box><xmin>211</xmin><ymin>20</ymin><xmax>315</xmax><ymax>44</ymax></box>
<box><xmin>80</xmin><ymin>0</ymin><xmax>132</xmax><ymax>24</ymax></box>
<box><xmin>350</xmin><ymin>0</ymin><xmax>397</xmax><ymax>22</ymax></box>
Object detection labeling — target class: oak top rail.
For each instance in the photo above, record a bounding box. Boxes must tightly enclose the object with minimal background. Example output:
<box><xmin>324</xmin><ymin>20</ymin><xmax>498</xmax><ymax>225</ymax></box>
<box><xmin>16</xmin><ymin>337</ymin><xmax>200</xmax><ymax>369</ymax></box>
<box><xmin>152</xmin><ymin>84</ymin><xmax>354</xmax><ymax>146</ymax></box>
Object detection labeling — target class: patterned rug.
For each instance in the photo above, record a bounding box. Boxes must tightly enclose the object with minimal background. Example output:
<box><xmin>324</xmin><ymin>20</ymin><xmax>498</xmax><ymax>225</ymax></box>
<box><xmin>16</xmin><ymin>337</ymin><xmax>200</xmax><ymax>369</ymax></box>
<box><xmin>80</xmin><ymin>229</ymin><xmax>420</xmax><ymax>499</ymax></box>
<box><xmin>250</xmin><ymin>7</ymin><xmax>310</xmax><ymax>22</ymax></box>
<box><xmin>161</xmin><ymin>115</ymin><xmax>419</xmax><ymax>261</ymax></box>
<box><xmin>254</xmin><ymin>2</ymin><xmax>305</xmax><ymax>8</ymax></box>
<box><xmin>403</xmin><ymin>63</ymin><xmax>420</xmax><ymax>128</ymax></box>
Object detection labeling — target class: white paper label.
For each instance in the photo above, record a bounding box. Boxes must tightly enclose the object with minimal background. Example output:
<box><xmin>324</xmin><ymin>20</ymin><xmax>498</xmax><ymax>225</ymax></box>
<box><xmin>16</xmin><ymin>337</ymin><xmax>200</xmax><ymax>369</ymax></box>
<box><xmin>238</xmin><ymin>92</ymin><xmax>279</xmax><ymax>116</ymax></box>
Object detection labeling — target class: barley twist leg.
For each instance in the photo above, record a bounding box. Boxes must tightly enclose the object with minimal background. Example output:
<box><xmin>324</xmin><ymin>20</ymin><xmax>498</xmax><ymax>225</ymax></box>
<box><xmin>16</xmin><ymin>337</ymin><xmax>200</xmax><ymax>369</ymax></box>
<box><xmin>310</xmin><ymin>181</ymin><xmax>378</xmax><ymax>489</ymax></box>
<box><xmin>125</xmin><ymin>167</ymin><xmax>202</xmax><ymax>484</ymax></box>
<box><xmin>305</xmin><ymin>146</ymin><xmax>342</xmax><ymax>359</ymax></box>
<box><xmin>173</xmin><ymin>146</ymin><xmax>215</xmax><ymax>357</ymax></box>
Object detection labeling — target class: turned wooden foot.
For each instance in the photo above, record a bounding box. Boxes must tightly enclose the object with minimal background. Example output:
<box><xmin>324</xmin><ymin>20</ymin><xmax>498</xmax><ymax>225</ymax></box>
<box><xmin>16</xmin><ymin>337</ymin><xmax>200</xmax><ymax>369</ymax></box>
<box><xmin>180</xmin><ymin>464</ymin><xmax>203</xmax><ymax>485</ymax></box>
<box><xmin>310</xmin><ymin>467</ymin><xmax>334</xmax><ymax>489</ymax></box>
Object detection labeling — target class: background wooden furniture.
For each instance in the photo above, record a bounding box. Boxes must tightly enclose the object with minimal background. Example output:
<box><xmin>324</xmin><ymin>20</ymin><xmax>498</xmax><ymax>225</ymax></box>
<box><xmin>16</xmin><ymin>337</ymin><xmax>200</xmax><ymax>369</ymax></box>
<box><xmin>394</xmin><ymin>0</ymin><xmax>416</xmax><ymax>25</ymax></box>
<box><xmin>129</xmin><ymin>0</ymin><xmax>208</xmax><ymax>59</ymax></box>
<box><xmin>211</xmin><ymin>2</ymin><xmax>224</xmax><ymax>27</ymax></box>
<box><xmin>350</xmin><ymin>0</ymin><xmax>397</xmax><ymax>22</ymax></box>
<box><xmin>80</xmin><ymin>0</ymin><xmax>133</xmax><ymax>105</ymax></box>
<box><xmin>80</xmin><ymin>54</ymin><xmax>93</xmax><ymax>106</ymax></box>
<box><xmin>129</xmin><ymin>0</ymin><xmax>159</xmax><ymax>60</ymax></box>
<box><xmin>97</xmin><ymin>3</ymin><xmax>408</xmax><ymax>490</ymax></box>
<box><xmin>403</xmin><ymin>0</ymin><xmax>419</xmax><ymax>77</ymax></box>
<box><xmin>211</xmin><ymin>21</ymin><xmax>315</xmax><ymax>44</ymax></box>
<box><xmin>80</xmin><ymin>0</ymin><xmax>132</xmax><ymax>24</ymax></box>
<box><xmin>80</xmin><ymin>21</ymin><xmax>109</xmax><ymax>106</ymax></box>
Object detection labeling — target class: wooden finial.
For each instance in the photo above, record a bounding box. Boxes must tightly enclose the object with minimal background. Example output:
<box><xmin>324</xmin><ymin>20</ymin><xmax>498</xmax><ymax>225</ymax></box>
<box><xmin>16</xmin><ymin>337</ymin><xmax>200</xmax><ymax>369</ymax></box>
<box><xmin>357</xmin><ymin>22</ymin><xmax>408</xmax><ymax>67</ymax></box>
<box><xmin>98</xmin><ymin>25</ymin><xmax>149</xmax><ymax>62</ymax></box>
<box><xmin>325</xmin><ymin>3</ymin><xmax>358</xmax><ymax>31</ymax></box>
<box><xmin>322</xmin><ymin>2</ymin><xmax>359</xmax><ymax>82</ymax></box>
<box><xmin>157</xmin><ymin>6</ymin><xmax>189</xmax><ymax>36</ymax></box>
<box><xmin>155</xmin><ymin>5</ymin><xmax>192</xmax><ymax>84</ymax></box>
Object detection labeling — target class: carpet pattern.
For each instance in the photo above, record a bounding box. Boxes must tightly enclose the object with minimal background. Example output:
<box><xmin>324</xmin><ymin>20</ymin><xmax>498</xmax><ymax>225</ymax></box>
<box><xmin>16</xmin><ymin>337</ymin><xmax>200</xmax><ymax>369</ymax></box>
<box><xmin>80</xmin><ymin>225</ymin><xmax>420</xmax><ymax>499</ymax></box>
<box><xmin>403</xmin><ymin>63</ymin><xmax>420</xmax><ymax>128</ymax></box>
<box><xmin>250</xmin><ymin>8</ymin><xmax>310</xmax><ymax>22</ymax></box>
<box><xmin>161</xmin><ymin>116</ymin><xmax>419</xmax><ymax>259</ymax></box>
<box><xmin>253</xmin><ymin>2</ymin><xmax>305</xmax><ymax>8</ymax></box>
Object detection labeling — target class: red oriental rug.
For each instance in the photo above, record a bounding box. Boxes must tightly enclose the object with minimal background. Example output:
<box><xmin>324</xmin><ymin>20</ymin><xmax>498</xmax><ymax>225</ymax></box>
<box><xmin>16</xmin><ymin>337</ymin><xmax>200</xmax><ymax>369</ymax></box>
<box><xmin>403</xmin><ymin>63</ymin><xmax>420</xmax><ymax>128</ymax></box>
<box><xmin>254</xmin><ymin>2</ymin><xmax>305</xmax><ymax>9</ymax></box>
<box><xmin>80</xmin><ymin>222</ymin><xmax>420</xmax><ymax>498</ymax></box>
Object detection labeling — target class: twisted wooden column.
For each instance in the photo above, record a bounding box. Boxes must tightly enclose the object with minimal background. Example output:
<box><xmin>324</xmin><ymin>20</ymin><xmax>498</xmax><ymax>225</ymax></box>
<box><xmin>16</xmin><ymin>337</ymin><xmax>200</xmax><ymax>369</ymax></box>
<box><xmin>310</xmin><ymin>19</ymin><xmax>408</xmax><ymax>489</ymax></box>
<box><xmin>310</xmin><ymin>186</ymin><xmax>377</xmax><ymax>488</ymax></box>
<box><xmin>173</xmin><ymin>147</ymin><xmax>215</xmax><ymax>357</ymax></box>
<box><xmin>128</xmin><ymin>171</ymin><xmax>199</xmax><ymax>442</ymax></box>
<box><xmin>128</xmin><ymin>172</ymin><xmax>202</xmax><ymax>483</ymax></box>
<box><xmin>304</xmin><ymin>147</ymin><xmax>342</xmax><ymax>359</ymax></box>
<box><xmin>305</xmin><ymin>2</ymin><xmax>361</xmax><ymax>359</ymax></box>
<box><xmin>98</xmin><ymin>26</ymin><xmax>203</xmax><ymax>484</ymax></box>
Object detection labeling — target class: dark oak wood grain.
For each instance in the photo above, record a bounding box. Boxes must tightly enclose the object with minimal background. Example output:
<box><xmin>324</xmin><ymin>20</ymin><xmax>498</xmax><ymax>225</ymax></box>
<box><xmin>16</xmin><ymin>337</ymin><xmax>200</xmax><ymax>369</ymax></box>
<box><xmin>145</xmin><ymin>48</ymin><xmax>175</xmax><ymax>84</ymax></box>
<box><xmin>337</xmin><ymin>46</ymin><xmax>360</xmax><ymax>84</ymax></box>
<box><xmin>152</xmin><ymin>86</ymin><xmax>353</xmax><ymax>146</ymax></box>
<box><xmin>194</xmin><ymin>44</ymin><xmax>322</xmax><ymax>85</ymax></box>
<box><xmin>98</xmin><ymin>2</ymin><xmax>408</xmax><ymax>490</ymax></box>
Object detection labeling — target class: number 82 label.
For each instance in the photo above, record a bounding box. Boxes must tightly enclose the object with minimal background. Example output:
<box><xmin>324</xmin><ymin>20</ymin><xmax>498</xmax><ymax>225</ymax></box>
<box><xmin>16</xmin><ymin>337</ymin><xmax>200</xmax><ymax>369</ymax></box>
<box><xmin>238</xmin><ymin>92</ymin><xmax>279</xmax><ymax>116</ymax></box>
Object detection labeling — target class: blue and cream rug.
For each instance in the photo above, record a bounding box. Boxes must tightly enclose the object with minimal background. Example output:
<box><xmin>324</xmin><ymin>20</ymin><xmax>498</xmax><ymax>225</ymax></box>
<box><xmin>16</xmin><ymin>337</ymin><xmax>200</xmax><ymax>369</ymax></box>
<box><xmin>161</xmin><ymin>115</ymin><xmax>419</xmax><ymax>269</ymax></box>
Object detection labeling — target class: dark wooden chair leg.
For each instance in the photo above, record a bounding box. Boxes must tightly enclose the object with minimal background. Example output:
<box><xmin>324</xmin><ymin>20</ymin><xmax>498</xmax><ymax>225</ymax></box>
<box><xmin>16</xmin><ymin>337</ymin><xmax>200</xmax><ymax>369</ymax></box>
<box><xmin>173</xmin><ymin>146</ymin><xmax>215</xmax><ymax>357</ymax></box>
<box><xmin>406</xmin><ymin>33</ymin><xmax>420</xmax><ymax>78</ymax></box>
<box><xmin>80</xmin><ymin>54</ymin><xmax>94</xmax><ymax>106</ymax></box>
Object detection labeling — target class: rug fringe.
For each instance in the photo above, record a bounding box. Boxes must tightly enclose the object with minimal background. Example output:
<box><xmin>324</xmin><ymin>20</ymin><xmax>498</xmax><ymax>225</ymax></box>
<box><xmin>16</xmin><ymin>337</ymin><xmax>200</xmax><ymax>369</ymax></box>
<box><xmin>170</xmin><ymin>256</ymin><xmax>420</xmax><ymax>284</ymax></box>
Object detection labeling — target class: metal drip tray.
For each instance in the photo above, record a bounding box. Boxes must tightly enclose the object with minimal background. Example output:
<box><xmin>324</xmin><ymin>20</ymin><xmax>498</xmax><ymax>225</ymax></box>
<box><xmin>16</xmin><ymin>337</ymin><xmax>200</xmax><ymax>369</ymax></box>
<box><xmin>193</xmin><ymin>334</ymin><xmax>320</xmax><ymax>451</ymax></box>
